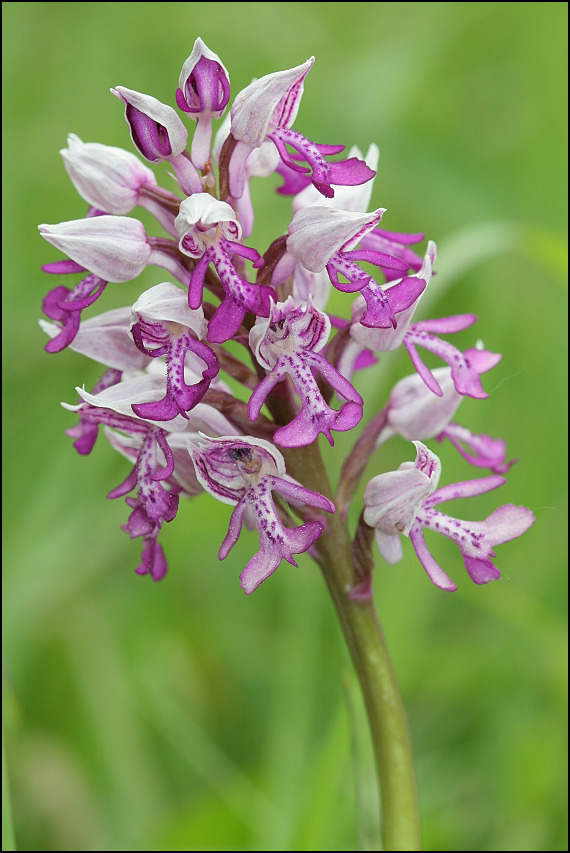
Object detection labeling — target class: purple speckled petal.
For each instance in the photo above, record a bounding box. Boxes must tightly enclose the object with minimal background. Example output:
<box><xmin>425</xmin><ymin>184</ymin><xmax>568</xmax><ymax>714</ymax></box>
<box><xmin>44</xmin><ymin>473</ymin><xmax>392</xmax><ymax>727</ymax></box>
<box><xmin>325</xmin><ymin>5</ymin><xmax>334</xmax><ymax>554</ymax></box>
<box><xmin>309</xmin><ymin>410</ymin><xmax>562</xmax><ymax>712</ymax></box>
<box><xmin>249</xmin><ymin>299</ymin><xmax>363</xmax><ymax>447</ymax></box>
<box><xmin>188</xmin><ymin>433</ymin><xmax>333</xmax><ymax>592</ymax></box>
<box><xmin>347</xmin><ymin>248</ymin><xmax>408</xmax><ymax>272</ymax></box>
<box><xmin>326</xmin><ymin>254</ymin><xmax>373</xmax><ymax>294</ymax></box>
<box><xmin>132</xmin><ymin>333</ymin><xmax>219</xmax><ymax>421</ymax></box>
<box><xmin>473</xmin><ymin>503</ymin><xmax>536</xmax><ymax>547</ymax></box>
<box><xmin>410</xmin><ymin>479</ymin><xmax>535</xmax><ymax>590</ymax></box>
<box><xmin>404</xmin><ymin>326</ymin><xmax>488</xmax><ymax>399</ymax></box>
<box><xmin>306</xmin><ymin>351</ymin><xmax>363</xmax><ymax>405</ymax></box>
<box><xmin>269</xmin><ymin>128</ymin><xmax>375</xmax><ymax>198</ymax></box>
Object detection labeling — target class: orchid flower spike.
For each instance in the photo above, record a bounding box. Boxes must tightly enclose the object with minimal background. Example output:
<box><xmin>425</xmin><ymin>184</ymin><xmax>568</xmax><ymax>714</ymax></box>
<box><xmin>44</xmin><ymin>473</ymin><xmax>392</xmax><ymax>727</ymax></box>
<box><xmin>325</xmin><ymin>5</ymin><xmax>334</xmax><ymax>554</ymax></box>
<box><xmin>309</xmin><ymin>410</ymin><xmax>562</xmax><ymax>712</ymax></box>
<box><xmin>37</xmin><ymin>38</ymin><xmax>534</xmax><ymax>612</ymax></box>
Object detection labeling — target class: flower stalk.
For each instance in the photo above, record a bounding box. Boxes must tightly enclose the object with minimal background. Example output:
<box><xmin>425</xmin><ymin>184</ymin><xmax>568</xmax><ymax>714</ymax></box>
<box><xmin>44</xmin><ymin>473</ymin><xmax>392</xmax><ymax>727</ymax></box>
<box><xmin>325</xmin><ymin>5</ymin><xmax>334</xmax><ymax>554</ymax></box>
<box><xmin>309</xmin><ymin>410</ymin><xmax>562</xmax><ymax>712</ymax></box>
<box><xmin>282</xmin><ymin>437</ymin><xmax>421</xmax><ymax>851</ymax></box>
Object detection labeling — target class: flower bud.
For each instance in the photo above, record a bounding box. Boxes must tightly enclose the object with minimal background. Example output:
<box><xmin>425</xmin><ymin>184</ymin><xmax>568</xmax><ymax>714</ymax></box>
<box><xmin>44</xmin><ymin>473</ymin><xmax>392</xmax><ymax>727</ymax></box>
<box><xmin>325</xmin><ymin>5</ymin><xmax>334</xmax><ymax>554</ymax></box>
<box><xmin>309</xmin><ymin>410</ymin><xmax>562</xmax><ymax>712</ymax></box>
<box><xmin>39</xmin><ymin>215</ymin><xmax>151</xmax><ymax>282</ymax></box>
<box><xmin>61</xmin><ymin>134</ymin><xmax>158</xmax><ymax>215</ymax></box>
<box><xmin>112</xmin><ymin>86</ymin><xmax>188</xmax><ymax>161</ymax></box>
<box><xmin>177</xmin><ymin>37</ymin><xmax>230</xmax><ymax>118</ymax></box>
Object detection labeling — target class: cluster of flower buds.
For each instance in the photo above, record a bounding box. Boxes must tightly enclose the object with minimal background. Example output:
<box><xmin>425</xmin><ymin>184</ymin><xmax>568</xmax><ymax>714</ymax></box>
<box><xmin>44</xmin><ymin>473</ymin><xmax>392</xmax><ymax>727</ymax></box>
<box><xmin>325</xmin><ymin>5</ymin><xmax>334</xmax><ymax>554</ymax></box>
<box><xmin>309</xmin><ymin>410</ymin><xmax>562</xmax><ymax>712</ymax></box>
<box><xmin>39</xmin><ymin>38</ymin><xmax>534</xmax><ymax>594</ymax></box>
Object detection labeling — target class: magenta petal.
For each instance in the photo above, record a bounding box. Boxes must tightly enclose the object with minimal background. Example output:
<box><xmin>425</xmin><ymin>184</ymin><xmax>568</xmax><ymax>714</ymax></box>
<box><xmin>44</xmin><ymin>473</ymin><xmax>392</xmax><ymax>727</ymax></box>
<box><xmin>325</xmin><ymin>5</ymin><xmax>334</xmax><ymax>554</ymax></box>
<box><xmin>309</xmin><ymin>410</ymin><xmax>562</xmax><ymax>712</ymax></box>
<box><xmin>403</xmin><ymin>341</ymin><xmax>444</xmax><ymax>396</ymax></box>
<box><xmin>334</xmin><ymin>400</ymin><xmax>364</xmax><ymax>433</ymax></box>
<box><xmin>42</xmin><ymin>259</ymin><xmax>86</xmax><ymax>274</ymax></box>
<box><xmin>271</xmin><ymin>476</ymin><xmax>335</xmax><ymax>515</ymax></box>
<box><xmin>219</xmin><ymin>496</ymin><xmax>248</xmax><ymax>560</ymax></box>
<box><xmin>108</xmin><ymin>466</ymin><xmax>139</xmax><ymax>500</ymax></box>
<box><xmin>327</xmin><ymin>158</ymin><xmax>376</xmax><ymax>187</ymax></box>
<box><xmin>347</xmin><ymin>248</ymin><xmax>408</xmax><ymax>273</ymax></box>
<box><xmin>359</xmin><ymin>276</ymin><xmax>426</xmax><ymax>329</ymax></box>
<box><xmin>248</xmin><ymin>368</ymin><xmax>284</xmax><ymax>421</ymax></box>
<box><xmin>153</xmin><ymin>431</ymin><xmax>175</xmax><ymax>480</ymax></box>
<box><xmin>409</xmin><ymin>527</ymin><xmax>458</xmax><ymax>591</ymax></box>
<box><xmin>424</xmin><ymin>475</ymin><xmax>506</xmax><ymax>507</ymax></box>
<box><xmin>135</xmin><ymin>538</ymin><xmax>168</xmax><ymax>581</ymax></box>
<box><xmin>239</xmin><ymin>545</ymin><xmax>283</xmax><ymax>594</ymax></box>
<box><xmin>464</xmin><ymin>347</ymin><xmax>502</xmax><ymax>373</ymax></box>
<box><xmin>56</xmin><ymin>278</ymin><xmax>107</xmax><ymax>311</ymax></box>
<box><xmin>313</xmin><ymin>143</ymin><xmax>345</xmax><ymax>155</ymax></box>
<box><xmin>188</xmin><ymin>253</ymin><xmax>210</xmax><ymax>309</ymax></box>
<box><xmin>412</xmin><ymin>314</ymin><xmax>477</xmax><ymax>334</ymax></box>
<box><xmin>275</xmin><ymin>161</ymin><xmax>313</xmax><ymax>195</ymax></box>
<box><xmin>44</xmin><ymin>312</ymin><xmax>81</xmax><ymax>353</ymax></box>
<box><xmin>207</xmin><ymin>295</ymin><xmax>247</xmax><ymax>343</ymax></box>
<box><xmin>463</xmin><ymin>554</ymin><xmax>501</xmax><ymax>585</ymax></box>
<box><xmin>131</xmin><ymin>395</ymin><xmax>180</xmax><ymax>421</ymax></box>
<box><xmin>123</xmin><ymin>501</ymin><xmax>155</xmax><ymax>537</ymax></box>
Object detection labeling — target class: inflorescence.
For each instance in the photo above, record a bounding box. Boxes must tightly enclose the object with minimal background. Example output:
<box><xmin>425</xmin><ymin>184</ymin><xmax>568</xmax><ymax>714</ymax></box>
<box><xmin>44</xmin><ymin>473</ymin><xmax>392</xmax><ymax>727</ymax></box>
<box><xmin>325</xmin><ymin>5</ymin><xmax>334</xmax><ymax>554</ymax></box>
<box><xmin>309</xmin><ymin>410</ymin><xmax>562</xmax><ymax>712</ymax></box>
<box><xmin>39</xmin><ymin>38</ymin><xmax>534</xmax><ymax>594</ymax></box>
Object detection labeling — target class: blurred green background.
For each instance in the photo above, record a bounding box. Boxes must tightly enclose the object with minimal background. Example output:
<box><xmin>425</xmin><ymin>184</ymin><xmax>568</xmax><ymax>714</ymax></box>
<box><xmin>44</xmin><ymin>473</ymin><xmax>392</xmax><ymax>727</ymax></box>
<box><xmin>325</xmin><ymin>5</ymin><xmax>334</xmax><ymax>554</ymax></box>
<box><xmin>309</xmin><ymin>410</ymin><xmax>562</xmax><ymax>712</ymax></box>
<box><xmin>2</xmin><ymin>2</ymin><xmax>567</xmax><ymax>850</ymax></box>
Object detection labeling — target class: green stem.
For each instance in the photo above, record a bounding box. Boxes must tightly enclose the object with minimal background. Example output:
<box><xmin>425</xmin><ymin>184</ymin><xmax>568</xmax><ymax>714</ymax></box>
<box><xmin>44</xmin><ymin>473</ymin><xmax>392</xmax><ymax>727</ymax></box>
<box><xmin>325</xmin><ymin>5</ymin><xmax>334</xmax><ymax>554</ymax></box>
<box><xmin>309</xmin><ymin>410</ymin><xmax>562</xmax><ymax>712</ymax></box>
<box><xmin>319</xmin><ymin>535</ymin><xmax>421</xmax><ymax>851</ymax></box>
<box><xmin>2</xmin><ymin>727</ymin><xmax>16</xmax><ymax>852</ymax></box>
<box><xmin>283</xmin><ymin>441</ymin><xmax>421</xmax><ymax>851</ymax></box>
